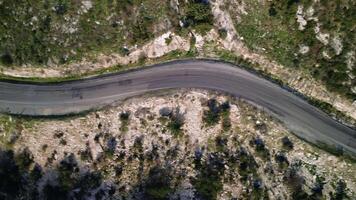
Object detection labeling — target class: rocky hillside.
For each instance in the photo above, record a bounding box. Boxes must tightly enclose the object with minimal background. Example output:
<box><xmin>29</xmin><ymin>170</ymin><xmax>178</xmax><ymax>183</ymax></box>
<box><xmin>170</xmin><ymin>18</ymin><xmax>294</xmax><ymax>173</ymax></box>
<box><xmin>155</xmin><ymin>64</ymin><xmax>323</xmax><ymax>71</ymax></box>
<box><xmin>0</xmin><ymin>90</ymin><xmax>355</xmax><ymax>200</ymax></box>
<box><xmin>228</xmin><ymin>0</ymin><xmax>355</xmax><ymax>100</ymax></box>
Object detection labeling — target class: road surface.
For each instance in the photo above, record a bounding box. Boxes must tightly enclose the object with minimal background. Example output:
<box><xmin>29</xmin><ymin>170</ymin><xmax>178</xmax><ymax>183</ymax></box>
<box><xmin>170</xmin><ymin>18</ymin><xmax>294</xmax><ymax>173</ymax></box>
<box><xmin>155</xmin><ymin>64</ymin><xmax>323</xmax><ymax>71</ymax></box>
<box><xmin>0</xmin><ymin>60</ymin><xmax>355</xmax><ymax>154</ymax></box>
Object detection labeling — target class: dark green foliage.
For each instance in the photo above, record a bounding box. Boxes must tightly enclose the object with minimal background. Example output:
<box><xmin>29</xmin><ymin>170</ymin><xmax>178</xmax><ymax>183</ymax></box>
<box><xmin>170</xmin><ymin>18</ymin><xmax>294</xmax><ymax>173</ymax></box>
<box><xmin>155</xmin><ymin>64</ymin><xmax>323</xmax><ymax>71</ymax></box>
<box><xmin>291</xmin><ymin>189</ymin><xmax>309</xmax><ymax>200</ymax></box>
<box><xmin>281</xmin><ymin>136</ymin><xmax>294</xmax><ymax>150</ymax></box>
<box><xmin>161</xmin><ymin>108</ymin><xmax>185</xmax><ymax>136</ymax></box>
<box><xmin>0</xmin><ymin>53</ymin><xmax>13</xmax><ymax>65</ymax></box>
<box><xmin>167</xmin><ymin>117</ymin><xmax>184</xmax><ymax>136</ymax></box>
<box><xmin>194</xmin><ymin>147</ymin><xmax>204</xmax><ymax>167</ymax></box>
<box><xmin>203</xmin><ymin>99</ymin><xmax>220</xmax><ymax>125</ymax></box>
<box><xmin>15</xmin><ymin>147</ymin><xmax>34</xmax><ymax>170</ymax></box>
<box><xmin>311</xmin><ymin>176</ymin><xmax>325</xmax><ymax>198</ymax></box>
<box><xmin>42</xmin><ymin>183</ymin><xmax>68</xmax><ymax>200</ymax></box>
<box><xmin>79</xmin><ymin>142</ymin><xmax>93</xmax><ymax>161</ymax></box>
<box><xmin>118</xmin><ymin>46</ymin><xmax>130</xmax><ymax>56</ymax></box>
<box><xmin>0</xmin><ymin>148</ymin><xmax>110</xmax><ymax>200</ymax></box>
<box><xmin>30</xmin><ymin>163</ymin><xmax>43</xmax><ymax>181</ymax></box>
<box><xmin>119</xmin><ymin>111</ymin><xmax>130</xmax><ymax>132</ymax></box>
<box><xmin>275</xmin><ymin>151</ymin><xmax>289</xmax><ymax>168</ymax></box>
<box><xmin>54</xmin><ymin>0</ymin><xmax>69</xmax><ymax>15</ymax></box>
<box><xmin>283</xmin><ymin>161</ymin><xmax>307</xmax><ymax>199</ymax></box>
<box><xmin>332</xmin><ymin>180</ymin><xmax>347</xmax><ymax>200</ymax></box>
<box><xmin>268</xmin><ymin>4</ymin><xmax>277</xmax><ymax>16</ymax></box>
<box><xmin>193</xmin><ymin>152</ymin><xmax>225</xmax><ymax>200</ymax></box>
<box><xmin>203</xmin><ymin>99</ymin><xmax>231</xmax><ymax>130</ymax></box>
<box><xmin>130</xmin><ymin>6</ymin><xmax>154</xmax><ymax>44</ymax></box>
<box><xmin>215</xmin><ymin>136</ymin><xmax>228</xmax><ymax>152</ymax></box>
<box><xmin>237</xmin><ymin>147</ymin><xmax>258</xmax><ymax>180</ymax></box>
<box><xmin>0</xmin><ymin>149</ymin><xmax>23</xmax><ymax>200</ymax></box>
<box><xmin>144</xmin><ymin>166</ymin><xmax>173</xmax><ymax>200</ymax></box>
<box><xmin>184</xmin><ymin>0</ymin><xmax>214</xmax><ymax>34</ymax></box>
<box><xmin>59</xmin><ymin>138</ymin><xmax>67</xmax><ymax>145</ymax></box>
<box><xmin>119</xmin><ymin>111</ymin><xmax>130</xmax><ymax>121</ymax></box>
<box><xmin>105</xmin><ymin>136</ymin><xmax>117</xmax><ymax>155</ymax></box>
<box><xmin>254</xmin><ymin>138</ymin><xmax>265</xmax><ymax>151</ymax></box>
<box><xmin>71</xmin><ymin>171</ymin><xmax>103</xmax><ymax>199</ymax></box>
<box><xmin>0</xmin><ymin>0</ymin><xmax>168</xmax><ymax>66</ymax></box>
<box><xmin>218</xmin><ymin>28</ymin><xmax>228</xmax><ymax>39</ymax></box>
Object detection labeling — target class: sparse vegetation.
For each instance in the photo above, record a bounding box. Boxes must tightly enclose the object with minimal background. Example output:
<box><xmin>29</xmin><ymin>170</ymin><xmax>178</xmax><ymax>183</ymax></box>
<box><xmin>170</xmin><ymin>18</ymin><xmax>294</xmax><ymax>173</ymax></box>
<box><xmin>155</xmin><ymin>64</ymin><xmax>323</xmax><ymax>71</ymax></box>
<box><xmin>0</xmin><ymin>0</ymin><xmax>176</xmax><ymax>66</ymax></box>
<box><xmin>0</xmin><ymin>148</ymin><xmax>113</xmax><ymax>200</ymax></box>
<box><xmin>0</xmin><ymin>90</ymin><xmax>355</xmax><ymax>199</ymax></box>
<box><xmin>231</xmin><ymin>0</ymin><xmax>356</xmax><ymax>100</ymax></box>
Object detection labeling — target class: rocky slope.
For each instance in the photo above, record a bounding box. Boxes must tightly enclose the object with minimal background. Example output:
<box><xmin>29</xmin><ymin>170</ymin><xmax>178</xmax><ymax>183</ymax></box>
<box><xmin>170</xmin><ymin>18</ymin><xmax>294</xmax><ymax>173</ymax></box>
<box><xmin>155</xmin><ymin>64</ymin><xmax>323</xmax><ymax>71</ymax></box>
<box><xmin>0</xmin><ymin>90</ymin><xmax>355</xmax><ymax>199</ymax></box>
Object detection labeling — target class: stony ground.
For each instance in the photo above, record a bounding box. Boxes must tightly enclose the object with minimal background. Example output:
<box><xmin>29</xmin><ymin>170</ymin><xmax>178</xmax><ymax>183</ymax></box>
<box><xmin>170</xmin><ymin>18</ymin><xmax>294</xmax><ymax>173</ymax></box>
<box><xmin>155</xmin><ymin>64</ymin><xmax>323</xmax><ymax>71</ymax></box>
<box><xmin>1</xmin><ymin>89</ymin><xmax>355</xmax><ymax>199</ymax></box>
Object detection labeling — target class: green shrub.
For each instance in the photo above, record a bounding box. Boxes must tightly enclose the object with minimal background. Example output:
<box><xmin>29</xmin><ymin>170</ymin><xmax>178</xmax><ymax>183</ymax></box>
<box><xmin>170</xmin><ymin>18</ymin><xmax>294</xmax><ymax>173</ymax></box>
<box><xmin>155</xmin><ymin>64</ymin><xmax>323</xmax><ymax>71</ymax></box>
<box><xmin>184</xmin><ymin>1</ymin><xmax>214</xmax><ymax>35</ymax></box>
<box><xmin>192</xmin><ymin>152</ymin><xmax>224</xmax><ymax>200</ymax></box>
<box><xmin>144</xmin><ymin>166</ymin><xmax>173</xmax><ymax>200</ymax></box>
<box><xmin>218</xmin><ymin>28</ymin><xmax>228</xmax><ymax>39</ymax></box>
<box><xmin>203</xmin><ymin>100</ymin><xmax>231</xmax><ymax>130</ymax></box>
<box><xmin>119</xmin><ymin>111</ymin><xmax>130</xmax><ymax>132</ymax></box>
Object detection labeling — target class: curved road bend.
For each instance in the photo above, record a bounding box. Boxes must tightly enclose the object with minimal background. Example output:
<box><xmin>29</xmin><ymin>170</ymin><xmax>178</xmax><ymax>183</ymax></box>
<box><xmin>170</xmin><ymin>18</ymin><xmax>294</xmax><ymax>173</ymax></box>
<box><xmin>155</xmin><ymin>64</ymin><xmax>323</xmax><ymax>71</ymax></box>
<box><xmin>0</xmin><ymin>60</ymin><xmax>355</xmax><ymax>154</ymax></box>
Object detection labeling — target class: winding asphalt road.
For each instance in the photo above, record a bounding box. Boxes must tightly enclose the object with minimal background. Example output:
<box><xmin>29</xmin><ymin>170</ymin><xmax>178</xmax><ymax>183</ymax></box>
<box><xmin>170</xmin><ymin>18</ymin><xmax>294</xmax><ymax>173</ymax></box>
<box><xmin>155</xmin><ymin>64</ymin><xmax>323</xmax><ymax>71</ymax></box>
<box><xmin>0</xmin><ymin>60</ymin><xmax>355</xmax><ymax>155</ymax></box>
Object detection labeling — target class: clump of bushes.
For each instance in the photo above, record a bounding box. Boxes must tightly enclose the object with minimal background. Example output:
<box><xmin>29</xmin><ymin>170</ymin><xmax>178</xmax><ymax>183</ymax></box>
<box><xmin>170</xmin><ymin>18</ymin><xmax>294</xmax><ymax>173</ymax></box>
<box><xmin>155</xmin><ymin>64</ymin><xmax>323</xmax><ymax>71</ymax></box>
<box><xmin>283</xmin><ymin>161</ymin><xmax>310</xmax><ymax>199</ymax></box>
<box><xmin>215</xmin><ymin>136</ymin><xmax>228</xmax><ymax>152</ymax></box>
<box><xmin>0</xmin><ymin>53</ymin><xmax>13</xmax><ymax>66</ymax></box>
<box><xmin>332</xmin><ymin>180</ymin><xmax>348</xmax><ymax>200</ymax></box>
<box><xmin>79</xmin><ymin>142</ymin><xmax>93</xmax><ymax>162</ymax></box>
<box><xmin>183</xmin><ymin>0</ymin><xmax>214</xmax><ymax>34</ymax></box>
<box><xmin>203</xmin><ymin>99</ymin><xmax>220</xmax><ymax>125</ymax></box>
<box><xmin>192</xmin><ymin>152</ymin><xmax>225</xmax><ymax>200</ymax></box>
<box><xmin>250</xmin><ymin>178</ymin><xmax>267</xmax><ymax>199</ymax></box>
<box><xmin>167</xmin><ymin>114</ymin><xmax>184</xmax><ymax>136</ymax></box>
<box><xmin>281</xmin><ymin>136</ymin><xmax>294</xmax><ymax>150</ymax></box>
<box><xmin>143</xmin><ymin>166</ymin><xmax>174</xmax><ymax>200</ymax></box>
<box><xmin>119</xmin><ymin>111</ymin><xmax>130</xmax><ymax>132</ymax></box>
<box><xmin>249</xmin><ymin>137</ymin><xmax>270</xmax><ymax>160</ymax></box>
<box><xmin>250</xmin><ymin>137</ymin><xmax>266</xmax><ymax>151</ymax></box>
<box><xmin>218</xmin><ymin>28</ymin><xmax>228</xmax><ymax>39</ymax></box>
<box><xmin>130</xmin><ymin>5</ymin><xmax>154</xmax><ymax>44</ymax></box>
<box><xmin>104</xmin><ymin>136</ymin><xmax>117</xmax><ymax>156</ymax></box>
<box><xmin>160</xmin><ymin>107</ymin><xmax>185</xmax><ymax>137</ymax></box>
<box><xmin>311</xmin><ymin>176</ymin><xmax>325</xmax><ymax>198</ymax></box>
<box><xmin>16</xmin><ymin>147</ymin><xmax>34</xmax><ymax>170</ymax></box>
<box><xmin>237</xmin><ymin>147</ymin><xmax>258</xmax><ymax>181</ymax></box>
<box><xmin>275</xmin><ymin>151</ymin><xmax>289</xmax><ymax>168</ymax></box>
<box><xmin>203</xmin><ymin>99</ymin><xmax>231</xmax><ymax>131</ymax></box>
<box><xmin>0</xmin><ymin>148</ymin><xmax>113</xmax><ymax>200</ymax></box>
